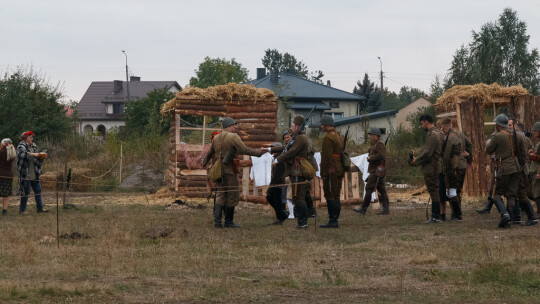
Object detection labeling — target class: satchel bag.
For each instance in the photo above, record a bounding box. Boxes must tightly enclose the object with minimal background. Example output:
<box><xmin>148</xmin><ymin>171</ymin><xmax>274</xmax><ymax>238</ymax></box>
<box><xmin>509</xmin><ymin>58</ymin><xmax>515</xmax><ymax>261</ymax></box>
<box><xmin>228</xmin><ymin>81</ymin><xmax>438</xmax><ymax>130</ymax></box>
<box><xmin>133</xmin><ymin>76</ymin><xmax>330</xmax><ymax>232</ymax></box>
<box><xmin>208</xmin><ymin>159</ymin><xmax>223</xmax><ymax>182</ymax></box>
<box><xmin>299</xmin><ymin>157</ymin><xmax>316</xmax><ymax>180</ymax></box>
<box><xmin>341</xmin><ymin>151</ymin><xmax>351</xmax><ymax>172</ymax></box>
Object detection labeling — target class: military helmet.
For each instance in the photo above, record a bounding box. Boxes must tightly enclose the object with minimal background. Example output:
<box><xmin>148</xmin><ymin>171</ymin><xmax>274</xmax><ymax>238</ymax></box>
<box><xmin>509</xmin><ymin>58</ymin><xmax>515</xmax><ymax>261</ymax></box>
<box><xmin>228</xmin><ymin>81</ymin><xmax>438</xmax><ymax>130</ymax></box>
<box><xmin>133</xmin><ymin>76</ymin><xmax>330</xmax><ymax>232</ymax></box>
<box><xmin>532</xmin><ymin>121</ymin><xmax>540</xmax><ymax>132</ymax></box>
<box><xmin>320</xmin><ymin>115</ymin><xmax>335</xmax><ymax>126</ymax></box>
<box><xmin>368</xmin><ymin>127</ymin><xmax>382</xmax><ymax>136</ymax></box>
<box><xmin>493</xmin><ymin>114</ymin><xmax>509</xmax><ymax>128</ymax></box>
<box><xmin>222</xmin><ymin>117</ymin><xmax>237</xmax><ymax>128</ymax></box>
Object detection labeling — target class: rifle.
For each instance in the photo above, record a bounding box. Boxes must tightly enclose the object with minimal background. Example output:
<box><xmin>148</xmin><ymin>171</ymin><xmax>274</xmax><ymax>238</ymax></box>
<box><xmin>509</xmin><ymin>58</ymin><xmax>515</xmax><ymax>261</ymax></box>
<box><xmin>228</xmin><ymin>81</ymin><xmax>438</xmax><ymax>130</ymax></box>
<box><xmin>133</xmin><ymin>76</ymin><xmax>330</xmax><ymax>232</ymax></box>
<box><xmin>281</xmin><ymin>105</ymin><xmax>317</xmax><ymax>154</ymax></box>
<box><xmin>343</xmin><ymin>126</ymin><xmax>350</xmax><ymax>151</ymax></box>
<box><xmin>384</xmin><ymin>133</ymin><xmax>391</xmax><ymax>146</ymax></box>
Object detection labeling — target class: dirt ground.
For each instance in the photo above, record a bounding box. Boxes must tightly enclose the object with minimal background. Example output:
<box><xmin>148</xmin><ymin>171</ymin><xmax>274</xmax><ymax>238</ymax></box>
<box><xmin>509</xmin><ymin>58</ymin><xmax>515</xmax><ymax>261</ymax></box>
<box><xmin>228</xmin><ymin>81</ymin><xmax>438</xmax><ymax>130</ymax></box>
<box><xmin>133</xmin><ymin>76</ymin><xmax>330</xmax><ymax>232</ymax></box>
<box><xmin>0</xmin><ymin>190</ymin><xmax>539</xmax><ymax>303</ymax></box>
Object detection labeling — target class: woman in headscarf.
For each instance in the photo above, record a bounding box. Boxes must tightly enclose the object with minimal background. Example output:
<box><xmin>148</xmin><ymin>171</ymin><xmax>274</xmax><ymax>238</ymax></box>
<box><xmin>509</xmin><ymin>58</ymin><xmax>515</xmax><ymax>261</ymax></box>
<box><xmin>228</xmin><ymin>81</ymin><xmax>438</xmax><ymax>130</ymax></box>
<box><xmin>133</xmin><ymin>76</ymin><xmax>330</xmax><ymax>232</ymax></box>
<box><xmin>0</xmin><ymin>138</ymin><xmax>16</xmax><ymax>215</ymax></box>
<box><xmin>16</xmin><ymin>131</ymin><xmax>48</xmax><ymax>214</ymax></box>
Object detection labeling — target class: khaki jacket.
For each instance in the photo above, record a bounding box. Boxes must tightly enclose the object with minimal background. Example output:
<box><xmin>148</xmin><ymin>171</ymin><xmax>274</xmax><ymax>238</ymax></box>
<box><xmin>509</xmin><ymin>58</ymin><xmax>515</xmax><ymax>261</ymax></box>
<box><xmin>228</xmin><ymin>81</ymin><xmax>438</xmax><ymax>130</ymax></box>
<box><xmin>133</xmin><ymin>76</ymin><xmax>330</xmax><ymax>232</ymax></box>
<box><xmin>442</xmin><ymin>130</ymin><xmax>461</xmax><ymax>170</ymax></box>
<box><xmin>272</xmin><ymin>131</ymin><xmax>309</xmax><ymax>177</ymax></box>
<box><xmin>414</xmin><ymin>127</ymin><xmax>442</xmax><ymax>174</ymax></box>
<box><xmin>455</xmin><ymin>130</ymin><xmax>473</xmax><ymax>169</ymax></box>
<box><xmin>205</xmin><ymin>130</ymin><xmax>261</xmax><ymax>174</ymax></box>
<box><xmin>485</xmin><ymin>128</ymin><xmax>520</xmax><ymax>175</ymax></box>
<box><xmin>367</xmin><ymin>140</ymin><xmax>385</xmax><ymax>174</ymax></box>
<box><xmin>320</xmin><ymin>131</ymin><xmax>344</xmax><ymax>178</ymax></box>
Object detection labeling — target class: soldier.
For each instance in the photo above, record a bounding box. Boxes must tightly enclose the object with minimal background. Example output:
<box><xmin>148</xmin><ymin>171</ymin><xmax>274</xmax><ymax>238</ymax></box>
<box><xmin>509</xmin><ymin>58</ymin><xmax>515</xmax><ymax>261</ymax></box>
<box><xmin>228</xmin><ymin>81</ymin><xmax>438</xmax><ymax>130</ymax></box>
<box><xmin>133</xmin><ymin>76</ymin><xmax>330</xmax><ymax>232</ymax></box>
<box><xmin>528</xmin><ymin>122</ymin><xmax>540</xmax><ymax>215</ymax></box>
<box><xmin>508</xmin><ymin>118</ymin><xmax>537</xmax><ymax>226</ymax></box>
<box><xmin>203</xmin><ymin>117</ymin><xmax>263</xmax><ymax>228</ymax></box>
<box><xmin>319</xmin><ymin>115</ymin><xmax>344</xmax><ymax>228</ymax></box>
<box><xmin>410</xmin><ymin>114</ymin><xmax>443</xmax><ymax>224</ymax></box>
<box><xmin>353</xmin><ymin>127</ymin><xmax>390</xmax><ymax>215</ymax></box>
<box><xmin>439</xmin><ymin>118</ymin><xmax>463</xmax><ymax>221</ymax></box>
<box><xmin>268</xmin><ymin>116</ymin><xmax>312</xmax><ymax>229</ymax></box>
<box><xmin>484</xmin><ymin>114</ymin><xmax>517</xmax><ymax>228</ymax></box>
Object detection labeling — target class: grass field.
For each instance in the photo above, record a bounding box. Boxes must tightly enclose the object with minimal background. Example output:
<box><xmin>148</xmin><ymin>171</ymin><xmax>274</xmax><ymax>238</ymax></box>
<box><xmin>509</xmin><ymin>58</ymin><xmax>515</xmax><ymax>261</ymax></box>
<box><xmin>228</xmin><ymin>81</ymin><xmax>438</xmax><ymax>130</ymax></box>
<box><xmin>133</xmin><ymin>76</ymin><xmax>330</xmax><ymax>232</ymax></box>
<box><xmin>0</xmin><ymin>194</ymin><xmax>539</xmax><ymax>303</ymax></box>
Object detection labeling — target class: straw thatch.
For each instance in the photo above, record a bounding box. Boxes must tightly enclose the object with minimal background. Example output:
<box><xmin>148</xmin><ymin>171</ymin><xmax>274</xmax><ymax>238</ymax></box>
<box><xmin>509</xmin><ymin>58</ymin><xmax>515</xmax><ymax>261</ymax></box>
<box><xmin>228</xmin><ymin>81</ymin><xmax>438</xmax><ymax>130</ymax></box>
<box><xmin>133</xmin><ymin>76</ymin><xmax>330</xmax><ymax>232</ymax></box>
<box><xmin>436</xmin><ymin>83</ymin><xmax>529</xmax><ymax>108</ymax></box>
<box><xmin>161</xmin><ymin>83</ymin><xmax>275</xmax><ymax>115</ymax></box>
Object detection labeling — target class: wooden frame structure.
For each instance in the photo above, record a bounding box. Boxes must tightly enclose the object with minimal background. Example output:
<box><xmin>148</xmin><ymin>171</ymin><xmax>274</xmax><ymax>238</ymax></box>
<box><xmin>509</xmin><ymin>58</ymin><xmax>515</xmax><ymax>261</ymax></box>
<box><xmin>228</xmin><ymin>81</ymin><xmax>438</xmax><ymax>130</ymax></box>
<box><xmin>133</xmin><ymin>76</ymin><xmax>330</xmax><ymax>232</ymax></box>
<box><xmin>435</xmin><ymin>90</ymin><xmax>540</xmax><ymax>197</ymax></box>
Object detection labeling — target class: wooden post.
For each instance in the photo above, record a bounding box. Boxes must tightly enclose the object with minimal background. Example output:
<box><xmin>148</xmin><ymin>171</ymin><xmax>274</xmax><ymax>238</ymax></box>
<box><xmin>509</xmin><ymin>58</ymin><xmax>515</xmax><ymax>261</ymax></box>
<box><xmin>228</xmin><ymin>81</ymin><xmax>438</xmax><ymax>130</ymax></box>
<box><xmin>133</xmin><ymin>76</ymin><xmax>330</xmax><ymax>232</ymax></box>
<box><xmin>351</xmin><ymin>172</ymin><xmax>360</xmax><ymax>199</ymax></box>
<box><xmin>202</xmin><ymin>115</ymin><xmax>207</xmax><ymax>144</ymax></box>
<box><xmin>119</xmin><ymin>144</ymin><xmax>123</xmax><ymax>184</ymax></box>
<box><xmin>56</xmin><ymin>191</ymin><xmax>59</xmax><ymax>248</ymax></box>
<box><xmin>62</xmin><ymin>163</ymin><xmax>67</xmax><ymax>208</ymax></box>
<box><xmin>242</xmin><ymin>155</ymin><xmax>249</xmax><ymax>207</ymax></box>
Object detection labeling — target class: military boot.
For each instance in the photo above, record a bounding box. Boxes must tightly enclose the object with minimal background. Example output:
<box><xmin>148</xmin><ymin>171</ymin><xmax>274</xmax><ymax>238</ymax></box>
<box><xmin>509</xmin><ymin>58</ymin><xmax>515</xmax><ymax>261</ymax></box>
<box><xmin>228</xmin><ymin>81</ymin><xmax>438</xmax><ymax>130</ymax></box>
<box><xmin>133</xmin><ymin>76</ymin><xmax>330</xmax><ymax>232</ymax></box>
<box><xmin>493</xmin><ymin>196</ymin><xmax>511</xmax><ymax>228</ymax></box>
<box><xmin>512</xmin><ymin>202</ymin><xmax>522</xmax><ymax>225</ymax></box>
<box><xmin>321</xmin><ymin>200</ymin><xmax>339</xmax><ymax>228</ymax></box>
<box><xmin>376</xmin><ymin>197</ymin><xmax>390</xmax><ymax>215</ymax></box>
<box><xmin>476</xmin><ymin>197</ymin><xmax>494</xmax><ymax>214</ymax></box>
<box><xmin>224</xmin><ymin>207</ymin><xmax>241</xmax><ymax>228</ymax></box>
<box><xmin>449</xmin><ymin>197</ymin><xmax>463</xmax><ymax>221</ymax></box>
<box><xmin>214</xmin><ymin>205</ymin><xmax>224</xmax><ymax>228</ymax></box>
<box><xmin>520</xmin><ymin>200</ymin><xmax>538</xmax><ymax>226</ymax></box>
<box><xmin>306</xmin><ymin>195</ymin><xmax>316</xmax><ymax>218</ymax></box>
<box><xmin>295</xmin><ymin>204</ymin><xmax>308</xmax><ymax>229</ymax></box>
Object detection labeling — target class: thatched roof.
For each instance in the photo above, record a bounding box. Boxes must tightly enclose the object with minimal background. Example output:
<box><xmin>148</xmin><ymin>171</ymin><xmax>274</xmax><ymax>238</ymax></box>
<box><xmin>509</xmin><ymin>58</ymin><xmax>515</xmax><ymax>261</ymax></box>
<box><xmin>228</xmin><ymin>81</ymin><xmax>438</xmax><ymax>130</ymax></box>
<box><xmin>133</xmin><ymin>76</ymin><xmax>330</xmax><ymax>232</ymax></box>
<box><xmin>161</xmin><ymin>83</ymin><xmax>275</xmax><ymax>115</ymax></box>
<box><xmin>436</xmin><ymin>83</ymin><xmax>529</xmax><ymax>107</ymax></box>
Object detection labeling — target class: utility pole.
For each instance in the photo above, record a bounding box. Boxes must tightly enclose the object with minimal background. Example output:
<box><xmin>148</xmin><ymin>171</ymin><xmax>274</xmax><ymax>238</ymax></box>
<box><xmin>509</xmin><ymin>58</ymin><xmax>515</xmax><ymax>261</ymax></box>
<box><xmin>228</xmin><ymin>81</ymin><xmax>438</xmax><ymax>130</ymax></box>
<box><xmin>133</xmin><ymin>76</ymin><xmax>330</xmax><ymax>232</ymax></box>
<box><xmin>122</xmin><ymin>50</ymin><xmax>131</xmax><ymax>103</ymax></box>
<box><xmin>378</xmin><ymin>56</ymin><xmax>384</xmax><ymax>101</ymax></box>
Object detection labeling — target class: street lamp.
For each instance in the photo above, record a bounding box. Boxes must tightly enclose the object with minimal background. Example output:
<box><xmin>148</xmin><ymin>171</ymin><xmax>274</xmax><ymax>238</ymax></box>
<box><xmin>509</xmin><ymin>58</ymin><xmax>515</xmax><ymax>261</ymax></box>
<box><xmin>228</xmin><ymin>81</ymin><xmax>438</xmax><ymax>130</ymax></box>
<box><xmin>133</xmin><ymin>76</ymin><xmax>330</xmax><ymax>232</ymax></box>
<box><xmin>378</xmin><ymin>56</ymin><xmax>384</xmax><ymax>101</ymax></box>
<box><xmin>121</xmin><ymin>50</ymin><xmax>131</xmax><ymax>103</ymax></box>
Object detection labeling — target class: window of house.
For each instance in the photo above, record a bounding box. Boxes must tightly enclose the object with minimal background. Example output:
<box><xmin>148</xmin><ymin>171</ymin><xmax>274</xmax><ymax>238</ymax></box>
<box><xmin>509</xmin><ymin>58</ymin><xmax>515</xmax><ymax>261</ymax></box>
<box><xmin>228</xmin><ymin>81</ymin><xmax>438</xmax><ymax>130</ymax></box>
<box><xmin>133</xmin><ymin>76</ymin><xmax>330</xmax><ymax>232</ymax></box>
<box><xmin>113</xmin><ymin>104</ymin><xmax>124</xmax><ymax>114</ymax></box>
<box><xmin>329</xmin><ymin>112</ymin><xmax>343</xmax><ymax>119</ymax></box>
<box><xmin>329</xmin><ymin>101</ymin><xmax>340</xmax><ymax>108</ymax></box>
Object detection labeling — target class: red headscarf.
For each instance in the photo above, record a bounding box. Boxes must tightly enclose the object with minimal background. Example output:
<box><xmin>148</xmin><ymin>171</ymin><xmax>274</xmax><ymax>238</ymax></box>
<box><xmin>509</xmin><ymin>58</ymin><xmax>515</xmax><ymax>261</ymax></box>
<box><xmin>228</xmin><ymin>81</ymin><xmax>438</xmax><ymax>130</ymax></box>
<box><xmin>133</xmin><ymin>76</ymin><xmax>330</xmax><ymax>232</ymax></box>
<box><xmin>21</xmin><ymin>131</ymin><xmax>34</xmax><ymax>140</ymax></box>
<box><xmin>211</xmin><ymin>131</ymin><xmax>220</xmax><ymax>141</ymax></box>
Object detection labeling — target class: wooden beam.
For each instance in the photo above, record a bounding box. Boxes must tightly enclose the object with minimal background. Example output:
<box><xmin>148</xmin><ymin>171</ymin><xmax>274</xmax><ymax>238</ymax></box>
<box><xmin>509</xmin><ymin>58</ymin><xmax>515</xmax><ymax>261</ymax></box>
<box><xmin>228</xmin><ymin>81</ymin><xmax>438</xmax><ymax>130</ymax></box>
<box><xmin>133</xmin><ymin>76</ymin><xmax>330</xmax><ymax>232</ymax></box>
<box><xmin>180</xmin><ymin>169</ymin><xmax>207</xmax><ymax>176</ymax></box>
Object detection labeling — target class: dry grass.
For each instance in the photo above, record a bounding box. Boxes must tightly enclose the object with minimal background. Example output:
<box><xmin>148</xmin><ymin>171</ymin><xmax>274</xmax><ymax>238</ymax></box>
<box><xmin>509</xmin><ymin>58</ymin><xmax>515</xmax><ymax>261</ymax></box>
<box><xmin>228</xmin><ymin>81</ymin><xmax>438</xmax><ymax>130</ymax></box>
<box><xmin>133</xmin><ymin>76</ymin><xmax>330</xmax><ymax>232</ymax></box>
<box><xmin>1</xmin><ymin>193</ymin><xmax>540</xmax><ymax>303</ymax></box>
<box><xmin>436</xmin><ymin>83</ymin><xmax>529</xmax><ymax>109</ymax></box>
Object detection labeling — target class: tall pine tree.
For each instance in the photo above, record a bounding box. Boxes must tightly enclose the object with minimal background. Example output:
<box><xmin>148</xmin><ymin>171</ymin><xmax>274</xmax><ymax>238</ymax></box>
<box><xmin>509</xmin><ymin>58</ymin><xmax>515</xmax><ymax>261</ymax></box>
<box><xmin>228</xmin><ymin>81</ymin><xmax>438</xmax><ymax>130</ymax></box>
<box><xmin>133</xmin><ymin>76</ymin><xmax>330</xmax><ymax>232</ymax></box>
<box><xmin>353</xmin><ymin>73</ymin><xmax>382</xmax><ymax>113</ymax></box>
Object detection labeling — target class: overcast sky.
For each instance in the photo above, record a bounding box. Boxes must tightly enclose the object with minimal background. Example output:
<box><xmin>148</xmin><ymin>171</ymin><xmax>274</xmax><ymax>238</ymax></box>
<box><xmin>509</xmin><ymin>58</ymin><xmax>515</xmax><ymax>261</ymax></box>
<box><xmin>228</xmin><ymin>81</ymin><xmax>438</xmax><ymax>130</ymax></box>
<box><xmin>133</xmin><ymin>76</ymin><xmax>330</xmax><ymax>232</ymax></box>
<box><xmin>1</xmin><ymin>0</ymin><xmax>539</xmax><ymax>103</ymax></box>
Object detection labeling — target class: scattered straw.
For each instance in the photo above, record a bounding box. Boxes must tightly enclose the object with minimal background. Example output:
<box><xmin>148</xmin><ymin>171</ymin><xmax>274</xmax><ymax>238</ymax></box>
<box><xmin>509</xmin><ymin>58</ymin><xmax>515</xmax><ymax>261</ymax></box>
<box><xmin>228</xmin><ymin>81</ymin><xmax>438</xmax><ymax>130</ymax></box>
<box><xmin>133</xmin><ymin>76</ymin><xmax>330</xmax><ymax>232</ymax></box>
<box><xmin>436</xmin><ymin>83</ymin><xmax>529</xmax><ymax>107</ymax></box>
<box><xmin>161</xmin><ymin>83</ymin><xmax>275</xmax><ymax>115</ymax></box>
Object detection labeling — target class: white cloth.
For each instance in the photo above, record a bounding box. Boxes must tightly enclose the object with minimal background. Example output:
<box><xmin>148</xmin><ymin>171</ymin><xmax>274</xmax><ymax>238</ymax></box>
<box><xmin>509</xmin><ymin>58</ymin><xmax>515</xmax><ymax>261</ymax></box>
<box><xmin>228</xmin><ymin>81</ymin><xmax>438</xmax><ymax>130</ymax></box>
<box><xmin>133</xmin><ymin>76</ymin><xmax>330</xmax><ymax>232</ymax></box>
<box><xmin>314</xmin><ymin>152</ymin><xmax>322</xmax><ymax>177</ymax></box>
<box><xmin>250</xmin><ymin>153</ymin><xmax>274</xmax><ymax>186</ymax></box>
<box><xmin>350</xmin><ymin>154</ymin><xmax>376</xmax><ymax>202</ymax></box>
<box><xmin>287</xmin><ymin>199</ymin><xmax>294</xmax><ymax>218</ymax></box>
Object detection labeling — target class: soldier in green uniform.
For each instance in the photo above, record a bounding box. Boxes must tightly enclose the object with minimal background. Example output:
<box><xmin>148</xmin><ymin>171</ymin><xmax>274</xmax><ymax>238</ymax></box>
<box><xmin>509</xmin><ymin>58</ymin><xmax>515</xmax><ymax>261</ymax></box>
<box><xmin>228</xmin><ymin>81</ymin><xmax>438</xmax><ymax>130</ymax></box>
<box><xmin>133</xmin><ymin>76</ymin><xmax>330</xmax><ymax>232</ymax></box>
<box><xmin>439</xmin><ymin>118</ymin><xmax>463</xmax><ymax>221</ymax></box>
<box><xmin>485</xmin><ymin>114</ymin><xmax>516</xmax><ymax>228</ymax></box>
<box><xmin>353</xmin><ymin>127</ymin><xmax>390</xmax><ymax>215</ymax></box>
<box><xmin>203</xmin><ymin>117</ymin><xmax>263</xmax><ymax>228</ymax></box>
<box><xmin>319</xmin><ymin>115</ymin><xmax>344</xmax><ymax>228</ymax></box>
<box><xmin>410</xmin><ymin>114</ymin><xmax>443</xmax><ymax>224</ymax></box>
<box><xmin>269</xmin><ymin>116</ymin><xmax>312</xmax><ymax>229</ymax></box>
<box><xmin>508</xmin><ymin>118</ymin><xmax>537</xmax><ymax>226</ymax></box>
<box><xmin>453</xmin><ymin>123</ymin><xmax>473</xmax><ymax>211</ymax></box>
<box><xmin>528</xmin><ymin>122</ymin><xmax>540</xmax><ymax>215</ymax></box>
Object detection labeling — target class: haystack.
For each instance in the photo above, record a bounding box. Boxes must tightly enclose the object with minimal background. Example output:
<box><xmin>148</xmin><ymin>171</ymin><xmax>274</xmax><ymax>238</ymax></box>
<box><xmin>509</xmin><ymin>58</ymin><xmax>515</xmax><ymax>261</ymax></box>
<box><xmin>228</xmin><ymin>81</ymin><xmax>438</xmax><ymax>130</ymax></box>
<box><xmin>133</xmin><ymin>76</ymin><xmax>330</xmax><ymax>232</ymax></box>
<box><xmin>71</xmin><ymin>169</ymin><xmax>92</xmax><ymax>192</ymax></box>
<box><xmin>436</xmin><ymin>83</ymin><xmax>528</xmax><ymax>111</ymax></box>
<box><xmin>161</xmin><ymin>83</ymin><xmax>275</xmax><ymax>115</ymax></box>
<box><xmin>40</xmin><ymin>172</ymin><xmax>59</xmax><ymax>192</ymax></box>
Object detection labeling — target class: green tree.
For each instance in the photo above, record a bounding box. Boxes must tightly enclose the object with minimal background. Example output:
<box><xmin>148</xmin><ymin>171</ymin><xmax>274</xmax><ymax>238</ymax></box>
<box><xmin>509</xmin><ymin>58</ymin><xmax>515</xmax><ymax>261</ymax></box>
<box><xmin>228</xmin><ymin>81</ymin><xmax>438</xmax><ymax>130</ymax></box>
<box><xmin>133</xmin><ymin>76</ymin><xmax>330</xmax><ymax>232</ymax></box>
<box><xmin>446</xmin><ymin>8</ymin><xmax>540</xmax><ymax>94</ymax></box>
<box><xmin>0</xmin><ymin>67</ymin><xmax>73</xmax><ymax>140</ymax></box>
<box><xmin>261</xmin><ymin>49</ymin><xmax>324</xmax><ymax>82</ymax></box>
<box><xmin>124</xmin><ymin>87</ymin><xmax>175</xmax><ymax>136</ymax></box>
<box><xmin>428</xmin><ymin>75</ymin><xmax>445</xmax><ymax>103</ymax></box>
<box><xmin>353</xmin><ymin>73</ymin><xmax>382</xmax><ymax>113</ymax></box>
<box><xmin>398</xmin><ymin>86</ymin><xmax>426</xmax><ymax>105</ymax></box>
<box><xmin>189</xmin><ymin>57</ymin><xmax>249</xmax><ymax>88</ymax></box>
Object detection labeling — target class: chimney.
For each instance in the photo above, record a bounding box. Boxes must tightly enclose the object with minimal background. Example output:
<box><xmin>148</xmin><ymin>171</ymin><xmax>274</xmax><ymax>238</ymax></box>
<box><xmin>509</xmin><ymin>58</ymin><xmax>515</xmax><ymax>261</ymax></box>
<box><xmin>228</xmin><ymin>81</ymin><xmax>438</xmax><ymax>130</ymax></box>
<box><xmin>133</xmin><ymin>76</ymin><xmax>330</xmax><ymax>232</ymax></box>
<box><xmin>270</xmin><ymin>72</ymin><xmax>279</xmax><ymax>84</ymax></box>
<box><xmin>327</xmin><ymin>80</ymin><xmax>331</xmax><ymax>87</ymax></box>
<box><xmin>130</xmin><ymin>76</ymin><xmax>141</xmax><ymax>81</ymax></box>
<box><xmin>256</xmin><ymin>68</ymin><xmax>266</xmax><ymax>80</ymax></box>
<box><xmin>113</xmin><ymin>80</ymin><xmax>123</xmax><ymax>93</ymax></box>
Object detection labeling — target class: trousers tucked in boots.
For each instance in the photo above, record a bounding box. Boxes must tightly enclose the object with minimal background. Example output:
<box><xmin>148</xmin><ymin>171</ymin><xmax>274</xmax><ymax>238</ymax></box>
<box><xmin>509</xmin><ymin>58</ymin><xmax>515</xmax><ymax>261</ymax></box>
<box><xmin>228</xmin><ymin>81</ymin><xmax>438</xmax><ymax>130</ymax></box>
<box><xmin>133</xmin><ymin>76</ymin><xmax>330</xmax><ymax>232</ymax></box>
<box><xmin>224</xmin><ymin>207</ymin><xmax>241</xmax><ymax>228</ymax></box>
<box><xmin>214</xmin><ymin>205</ymin><xmax>224</xmax><ymax>228</ymax></box>
<box><xmin>493</xmin><ymin>195</ymin><xmax>511</xmax><ymax>228</ymax></box>
<box><xmin>294</xmin><ymin>204</ymin><xmax>308</xmax><ymax>228</ymax></box>
<box><xmin>321</xmin><ymin>200</ymin><xmax>340</xmax><ymax>228</ymax></box>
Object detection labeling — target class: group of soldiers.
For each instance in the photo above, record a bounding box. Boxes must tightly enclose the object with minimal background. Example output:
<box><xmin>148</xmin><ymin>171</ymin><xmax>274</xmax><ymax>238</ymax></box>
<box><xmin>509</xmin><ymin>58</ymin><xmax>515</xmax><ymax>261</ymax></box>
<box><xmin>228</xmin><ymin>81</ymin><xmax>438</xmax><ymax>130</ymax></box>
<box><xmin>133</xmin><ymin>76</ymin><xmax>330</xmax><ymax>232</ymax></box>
<box><xmin>410</xmin><ymin>113</ymin><xmax>540</xmax><ymax>228</ymax></box>
<box><xmin>203</xmin><ymin>112</ymin><xmax>540</xmax><ymax>230</ymax></box>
